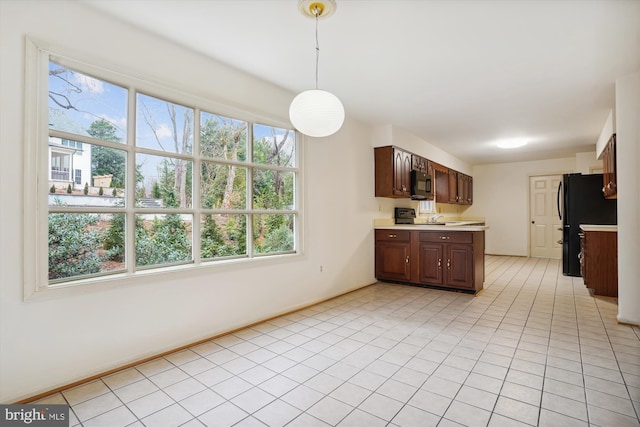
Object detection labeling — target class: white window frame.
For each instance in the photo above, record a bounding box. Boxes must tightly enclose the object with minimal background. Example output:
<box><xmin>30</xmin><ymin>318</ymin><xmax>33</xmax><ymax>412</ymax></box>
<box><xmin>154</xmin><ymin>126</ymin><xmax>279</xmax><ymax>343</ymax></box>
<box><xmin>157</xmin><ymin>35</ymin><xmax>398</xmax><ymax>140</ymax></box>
<box><xmin>23</xmin><ymin>38</ymin><xmax>304</xmax><ymax>301</ymax></box>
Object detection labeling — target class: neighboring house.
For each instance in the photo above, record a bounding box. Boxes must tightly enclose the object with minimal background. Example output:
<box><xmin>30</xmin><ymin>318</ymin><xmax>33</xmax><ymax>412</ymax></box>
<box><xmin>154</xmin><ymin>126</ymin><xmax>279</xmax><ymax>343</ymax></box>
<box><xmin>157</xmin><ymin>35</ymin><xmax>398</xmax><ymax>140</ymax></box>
<box><xmin>48</xmin><ymin>108</ymin><xmax>91</xmax><ymax>190</ymax></box>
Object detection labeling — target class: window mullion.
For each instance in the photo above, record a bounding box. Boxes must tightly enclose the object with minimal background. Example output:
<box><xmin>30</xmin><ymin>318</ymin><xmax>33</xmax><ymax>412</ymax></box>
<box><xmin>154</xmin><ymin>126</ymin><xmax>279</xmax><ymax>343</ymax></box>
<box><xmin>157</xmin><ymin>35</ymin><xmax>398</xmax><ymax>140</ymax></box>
<box><xmin>193</xmin><ymin>108</ymin><xmax>202</xmax><ymax>264</ymax></box>
<box><xmin>126</xmin><ymin>88</ymin><xmax>137</xmax><ymax>274</ymax></box>
<box><xmin>247</xmin><ymin>125</ymin><xmax>254</xmax><ymax>258</ymax></box>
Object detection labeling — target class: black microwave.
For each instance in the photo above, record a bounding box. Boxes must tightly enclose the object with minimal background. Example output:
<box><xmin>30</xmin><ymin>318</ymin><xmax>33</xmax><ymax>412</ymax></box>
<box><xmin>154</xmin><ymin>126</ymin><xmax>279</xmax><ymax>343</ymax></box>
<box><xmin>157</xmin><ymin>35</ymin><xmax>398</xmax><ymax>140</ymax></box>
<box><xmin>411</xmin><ymin>170</ymin><xmax>432</xmax><ymax>200</ymax></box>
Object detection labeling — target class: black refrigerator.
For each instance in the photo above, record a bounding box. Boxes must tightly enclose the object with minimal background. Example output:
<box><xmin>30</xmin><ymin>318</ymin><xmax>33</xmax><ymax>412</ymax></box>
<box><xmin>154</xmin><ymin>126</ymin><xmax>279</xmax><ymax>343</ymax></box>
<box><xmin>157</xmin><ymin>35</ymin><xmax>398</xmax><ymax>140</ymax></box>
<box><xmin>559</xmin><ymin>173</ymin><xmax>617</xmax><ymax>276</ymax></box>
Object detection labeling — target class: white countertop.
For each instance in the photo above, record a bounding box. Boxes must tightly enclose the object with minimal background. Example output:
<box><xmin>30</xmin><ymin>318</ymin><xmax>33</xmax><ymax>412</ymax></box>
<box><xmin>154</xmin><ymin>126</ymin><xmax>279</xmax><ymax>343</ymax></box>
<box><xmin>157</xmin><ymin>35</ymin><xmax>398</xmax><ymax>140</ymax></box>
<box><xmin>375</xmin><ymin>224</ymin><xmax>489</xmax><ymax>232</ymax></box>
<box><xmin>580</xmin><ymin>224</ymin><xmax>618</xmax><ymax>232</ymax></box>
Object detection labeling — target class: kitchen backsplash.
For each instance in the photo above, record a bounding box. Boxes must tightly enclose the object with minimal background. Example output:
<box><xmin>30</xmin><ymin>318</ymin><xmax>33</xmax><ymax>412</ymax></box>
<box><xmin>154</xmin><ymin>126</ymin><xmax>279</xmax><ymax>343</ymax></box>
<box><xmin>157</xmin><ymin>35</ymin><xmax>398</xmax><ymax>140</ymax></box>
<box><xmin>375</xmin><ymin>198</ymin><xmax>483</xmax><ymax>224</ymax></box>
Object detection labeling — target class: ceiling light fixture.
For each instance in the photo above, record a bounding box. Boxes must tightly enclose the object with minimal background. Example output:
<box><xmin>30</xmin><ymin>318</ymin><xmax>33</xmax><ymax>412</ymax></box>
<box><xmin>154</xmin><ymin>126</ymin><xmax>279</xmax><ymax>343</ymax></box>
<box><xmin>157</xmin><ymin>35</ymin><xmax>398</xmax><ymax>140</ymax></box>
<box><xmin>289</xmin><ymin>0</ymin><xmax>345</xmax><ymax>138</ymax></box>
<box><xmin>495</xmin><ymin>138</ymin><xmax>529</xmax><ymax>149</ymax></box>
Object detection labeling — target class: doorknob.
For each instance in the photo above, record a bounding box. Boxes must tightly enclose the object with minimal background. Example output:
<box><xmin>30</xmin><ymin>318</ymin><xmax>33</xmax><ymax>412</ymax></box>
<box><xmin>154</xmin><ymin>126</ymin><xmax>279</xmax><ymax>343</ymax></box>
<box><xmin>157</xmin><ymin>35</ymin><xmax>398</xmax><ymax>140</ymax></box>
<box><xmin>531</xmin><ymin>221</ymin><xmax>535</xmax><ymax>224</ymax></box>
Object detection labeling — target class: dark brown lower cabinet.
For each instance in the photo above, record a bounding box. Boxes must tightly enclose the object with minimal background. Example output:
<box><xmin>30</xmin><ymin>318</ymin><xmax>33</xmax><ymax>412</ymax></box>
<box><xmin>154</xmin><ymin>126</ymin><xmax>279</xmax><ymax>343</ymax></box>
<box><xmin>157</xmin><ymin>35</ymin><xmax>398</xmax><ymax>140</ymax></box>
<box><xmin>580</xmin><ymin>230</ymin><xmax>618</xmax><ymax>297</ymax></box>
<box><xmin>376</xmin><ymin>229</ymin><xmax>484</xmax><ymax>293</ymax></box>
<box><xmin>375</xmin><ymin>230</ymin><xmax>411</xmax><ymax>282</ymax></box>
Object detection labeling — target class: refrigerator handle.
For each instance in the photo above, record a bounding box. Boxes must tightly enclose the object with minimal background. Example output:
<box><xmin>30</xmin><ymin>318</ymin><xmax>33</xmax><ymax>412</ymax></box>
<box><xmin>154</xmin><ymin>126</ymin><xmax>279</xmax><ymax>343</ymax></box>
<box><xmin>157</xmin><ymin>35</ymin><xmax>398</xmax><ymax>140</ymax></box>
<box><xmin>557</xmin><ymin>181</ymin><xmax>562</xmax><ymax>221</ymax></box>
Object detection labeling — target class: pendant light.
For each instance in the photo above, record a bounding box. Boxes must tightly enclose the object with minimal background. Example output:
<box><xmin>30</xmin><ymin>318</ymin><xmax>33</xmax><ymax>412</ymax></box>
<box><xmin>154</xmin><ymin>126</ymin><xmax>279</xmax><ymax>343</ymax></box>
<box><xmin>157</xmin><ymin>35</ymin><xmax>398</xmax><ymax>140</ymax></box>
<box><xmin>289</xmin><ymin>0</ymin><xmax>345</xmax><ymax>138</ymax></box>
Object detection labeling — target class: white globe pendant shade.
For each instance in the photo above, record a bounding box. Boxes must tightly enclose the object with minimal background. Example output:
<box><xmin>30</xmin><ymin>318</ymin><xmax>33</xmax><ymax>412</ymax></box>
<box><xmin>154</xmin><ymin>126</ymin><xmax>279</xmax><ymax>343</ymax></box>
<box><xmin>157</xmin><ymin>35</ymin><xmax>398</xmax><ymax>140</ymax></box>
<box><xmin>289</xmin><ymin>89</ymin><xmax>345</xmax><ymax>138</ymax></box>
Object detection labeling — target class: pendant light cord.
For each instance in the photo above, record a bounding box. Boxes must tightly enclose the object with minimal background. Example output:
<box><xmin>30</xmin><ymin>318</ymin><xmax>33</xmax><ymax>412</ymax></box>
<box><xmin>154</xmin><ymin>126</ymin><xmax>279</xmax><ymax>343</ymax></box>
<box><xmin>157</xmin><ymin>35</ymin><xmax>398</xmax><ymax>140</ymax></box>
<box><xmin>314</xmin><ymin>6</ymin><xmax>320</xmax><ymax>89</ymax></box>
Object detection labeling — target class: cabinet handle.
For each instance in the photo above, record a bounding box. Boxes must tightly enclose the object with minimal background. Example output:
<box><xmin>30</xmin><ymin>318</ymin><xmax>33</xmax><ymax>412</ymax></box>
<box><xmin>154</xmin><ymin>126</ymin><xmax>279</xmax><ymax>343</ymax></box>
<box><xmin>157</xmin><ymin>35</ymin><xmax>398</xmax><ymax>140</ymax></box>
<box><xmin>440</xmin><ymin>236</ymin><xmax>450</xmax><ymax>240</ymax></box>
<box><xmin>438</xmin><ymin>258</ymin><xmax>442</xmax><ymax>269</ymax></box>
<box><xmin>406</xmin><ymin>256</ymin><xmax>410</xmax><ymax>264</ymax></box>
<box><xmin>388</xmin><ymin>234</ymin><xmax>397</xmax><ymax>238</ymax></box>
<box><xmin>447</xmin><ymin>259</ymin><xmax>451</xmax><ymax>269</ymax></box>
<box><xmin>578</xmin><ymin>233</ymin><xmax>584</xmax><ymax>238</ymax></box>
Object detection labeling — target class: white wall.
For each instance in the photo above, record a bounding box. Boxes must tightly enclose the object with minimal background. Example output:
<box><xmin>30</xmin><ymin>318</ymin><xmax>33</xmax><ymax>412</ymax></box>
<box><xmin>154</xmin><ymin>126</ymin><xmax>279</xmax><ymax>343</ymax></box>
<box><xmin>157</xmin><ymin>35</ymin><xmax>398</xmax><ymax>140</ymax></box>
<box><xmin>0</xmin><ymin>0</ymin><xmax>378</xmax><ymax>402</ymax></box>
<box><xmin>466</xmin><ymin>158</ymin><xmax>575</xmax><ymax>256</ymax></box>
<box><xmin>615</xmin><ymin>73</ymin><xmax>640</xmax><ymax>326</ymax></box>
<box><xmin>575</xmin><ymin>151</ymin><xmax>603</xmax><ymax>174</ymax></box>
<box><xmin>595</xmin><ymin>110</ymin><xmax>615</xmax><ymax>157</ymax></box>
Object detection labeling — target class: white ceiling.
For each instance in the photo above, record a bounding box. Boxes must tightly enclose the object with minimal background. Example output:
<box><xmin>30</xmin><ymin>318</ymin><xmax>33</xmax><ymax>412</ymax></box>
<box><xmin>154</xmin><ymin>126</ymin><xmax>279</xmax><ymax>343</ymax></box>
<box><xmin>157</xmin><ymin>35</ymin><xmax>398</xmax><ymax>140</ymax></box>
<box><xmin>84</xmin><ymin>0</ymin><xmax>639</xmax><ymax>165</ymax></box>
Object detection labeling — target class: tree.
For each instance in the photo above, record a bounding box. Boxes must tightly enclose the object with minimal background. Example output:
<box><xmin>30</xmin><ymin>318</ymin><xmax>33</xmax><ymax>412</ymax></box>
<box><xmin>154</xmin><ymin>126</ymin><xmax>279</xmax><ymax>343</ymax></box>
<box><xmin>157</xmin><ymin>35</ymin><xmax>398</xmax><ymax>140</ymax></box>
<box><xmin>200</xmin><ymin>116</ymin><xmax>247</xmax><ymax>209</ymax></box>
<box><xmin>87</xmin><ymin>119</ymin><xmax>125</xmax><ymax>187</ymax></box>
<box><xmin>139</xmin><ymin>100</ymin><xmax>193</xmax><ymax>208</ymax></box>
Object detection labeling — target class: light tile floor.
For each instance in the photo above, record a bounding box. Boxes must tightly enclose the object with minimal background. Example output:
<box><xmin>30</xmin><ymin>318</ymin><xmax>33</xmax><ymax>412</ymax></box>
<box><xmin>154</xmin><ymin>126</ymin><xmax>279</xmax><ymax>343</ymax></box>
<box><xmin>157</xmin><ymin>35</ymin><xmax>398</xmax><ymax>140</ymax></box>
<box><xmin>35</xmin><ymin>256</ymin><xmax>640</xmax><ymax>426</ymax></box>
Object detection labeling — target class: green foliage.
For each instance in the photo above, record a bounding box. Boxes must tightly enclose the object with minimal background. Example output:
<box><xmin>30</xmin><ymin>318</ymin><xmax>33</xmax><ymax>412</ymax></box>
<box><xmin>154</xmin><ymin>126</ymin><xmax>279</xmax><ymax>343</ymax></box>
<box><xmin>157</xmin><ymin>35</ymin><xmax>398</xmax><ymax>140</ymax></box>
<box><xmin>200</xmin><ymin>117</ymin><xmax>247</xmax><ymax>209</ymax></box>
<box><xmin>136</xmin><ymin>214</ymin><xmax>192</xmax><ymax>266</ymax></box>
<box><xmin>83</xmin><ymin>182</ymin><xmax>89</xmax><ymax>195</ymax></box>
<box><xmin>87</xmin><ymin>119</ymin><xmax>121</xmax><ymax>142</ymax></box>
<box><xmin>103</xmin><ymin>212</ymin><xmax>125</xmax><ymax>262</ymax></box>
<box><xmin>262</xmin><ymin>224</ymin><xmax>294</xmax><ymax>253</ymax></box>
<box><xmin>112</xmin><ymin>187</ymin><xmax>117</xmax><ymax>197</ymax></box>
<box><xmin>200</xmin><ymin>215</ymin><xmax>225</xmax><ymax>259</ymax></box>
<box><xmin>136</xmin><ymin>186</ymin><xmax>146</xmax><ymax>199</ymax></box>
<box><xmin>48</xmin><ymin>211</ymin><xmax>104</xmax><ymax>280</ymax></box>
<box><xmin>50</xmin><ymin>184</ymin><xmax>56</xmax><ymax>194</ymax></box>
<box><xmin>98</xmin><ymin>186</ymin><xmax>104</xmax><ymax>196</ymax></box>
<box><xmin>151</xmin><ymin>181</ymin><xmax>161</xmax><ymax>199</ymax></box>
<box><xmin>200</xmin><ymin>215</ymin><xmax>246</xmax><ymax>258</ymax></box>
<box><xmin>66</xmin><ymin>184</ymin><xmax>72</xmax><ymax>194</ymax></box>
<box><xmin>88</xmin><ymin>119</ymin><xmax>125</xmax><ymax>187</ymax></box>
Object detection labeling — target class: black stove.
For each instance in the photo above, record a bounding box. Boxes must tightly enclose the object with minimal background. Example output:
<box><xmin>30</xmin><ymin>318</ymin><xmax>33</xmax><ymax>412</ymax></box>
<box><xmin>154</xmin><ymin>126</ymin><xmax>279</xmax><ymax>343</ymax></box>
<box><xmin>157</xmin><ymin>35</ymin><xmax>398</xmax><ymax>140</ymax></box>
<box><xmin>394</xmin><ymin>207</ymin><xmax>416</xmax><ymax>224</ymax></box>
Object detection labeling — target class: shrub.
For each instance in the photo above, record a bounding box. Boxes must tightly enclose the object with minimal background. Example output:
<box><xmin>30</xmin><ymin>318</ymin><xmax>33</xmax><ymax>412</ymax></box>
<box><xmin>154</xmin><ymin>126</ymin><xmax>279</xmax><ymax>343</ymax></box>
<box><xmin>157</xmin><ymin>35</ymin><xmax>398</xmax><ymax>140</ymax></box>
<box><xmin>49</xmin><ymin>185</ymin><xmax>56</xmax><ymax>194</ymax></box>
<box><xmin>83</xmin><ymin>182</ymin><xmax>89</xmax><ymax>195</ymax></box>
<box><xmin>262</xmin><ymin>224</ymin><xmax>294</xmax><ymax>253</ymax></box>
<box><xmin>98</xmin><ymin>186</ymin><xmax>104</xmax><ymax>196</ymax></box>
<box><xmin>136</xmin><ymin>214</ymin><xmax>191</xmax><ymax>266</ymax></box>
<box><xmin>112</xmin><ymin>188</ymin><xmax>117</xmax><ymax>197</ymax></box>
<box><xmin>66</xmin><ymin>184</ymin><xmax>72</xmax><ymax>194</ymax></box>
<box><xmin>48</xmin><ymin>212</ymin><xmax>104</xmax><ymax>280</ymax></box>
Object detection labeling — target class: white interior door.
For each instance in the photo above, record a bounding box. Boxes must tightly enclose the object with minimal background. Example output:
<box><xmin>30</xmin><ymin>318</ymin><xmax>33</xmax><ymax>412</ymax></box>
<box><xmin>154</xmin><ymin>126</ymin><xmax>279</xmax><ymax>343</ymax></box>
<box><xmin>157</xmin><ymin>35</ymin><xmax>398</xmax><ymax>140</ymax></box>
<box><xmin>530</xmin><ymin>175</ymin><xmax>563</xmax><ymax>258</ymax></box>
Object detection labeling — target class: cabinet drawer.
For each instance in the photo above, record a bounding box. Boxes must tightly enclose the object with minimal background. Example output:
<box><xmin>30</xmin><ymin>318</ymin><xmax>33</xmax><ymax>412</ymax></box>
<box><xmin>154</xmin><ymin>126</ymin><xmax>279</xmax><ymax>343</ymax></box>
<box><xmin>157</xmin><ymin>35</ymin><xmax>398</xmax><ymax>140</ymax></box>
<box><xmin>375</xmin><ymin>229</ymin><xmax>411</xmax><ymax>242</ymax></box>
<box><xmin>419</xmin><ymin>231</ymin><xmax>472</xmax><ymax>244</ymax></box>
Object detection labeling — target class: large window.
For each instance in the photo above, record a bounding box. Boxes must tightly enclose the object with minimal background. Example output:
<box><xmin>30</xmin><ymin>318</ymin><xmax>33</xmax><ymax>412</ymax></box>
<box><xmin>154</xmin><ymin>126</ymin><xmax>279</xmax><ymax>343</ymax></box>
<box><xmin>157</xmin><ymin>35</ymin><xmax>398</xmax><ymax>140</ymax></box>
<box><xmin>26</xmin><ymin>43</ymin><xmax>300</xmax><ymax>294</ymax></box>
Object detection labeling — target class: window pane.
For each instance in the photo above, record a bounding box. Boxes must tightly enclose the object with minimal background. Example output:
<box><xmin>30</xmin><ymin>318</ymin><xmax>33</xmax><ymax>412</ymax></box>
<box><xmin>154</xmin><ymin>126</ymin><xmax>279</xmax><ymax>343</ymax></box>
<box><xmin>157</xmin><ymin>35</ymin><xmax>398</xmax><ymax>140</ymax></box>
<box><xmin>253</xmin><ymin>170</ymin><xmax>294</xmax><ymax>210</ymax></box>
<box><xmin>48</xmin><ymin>61</ymin><xmax>127</xmax><ymax>143</ymax></box>
<box><xmin>253</xmin><ymin>214</ymin><xmax>295</xmax><ymax>255</ymax></box>
<box><xmin>135</xmin><ymin>214</ymin><xmax>193</xmax><ymax>267</ymax></box>
<box><xmin>201</xmin><ymin>112</ymin><xmax>247</xmax><ymax>161</ymax></box>
<box><xmin>201</xmin><ymin>214</ymin><xmax>247</xmax><ymax>259</ymax></box>
<box><xmin>201</xmin><ymin>162</ymin><xmax>247</xmax><ymax>209</ymax></box>
<box><xmin>136</xmin><ymin>153</ymin><xmax>192</xmax><ymax>208</ymax></box>
<box><xmin>49</xmin><ymin>213</ymin><xmax>125</xmax><ymax>281</ymax></box>
<box><xmin>253</xmin><ymin>124</ymin><xmax>295</xmax><ymax>167</ymax></box>
<box><xmin>48</xmin><ymin>142</ymin><xmax>126</xmax><ymax>208</ymax></box>
<box><xmin>136</xmin><ymin>94</ymin><xmax>193</xmax><ymax>154</ymax></box>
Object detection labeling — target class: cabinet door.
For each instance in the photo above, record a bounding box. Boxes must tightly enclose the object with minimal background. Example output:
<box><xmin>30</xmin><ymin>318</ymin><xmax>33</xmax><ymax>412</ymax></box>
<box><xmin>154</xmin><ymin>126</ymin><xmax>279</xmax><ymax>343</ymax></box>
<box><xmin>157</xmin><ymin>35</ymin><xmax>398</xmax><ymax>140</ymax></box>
<box><xmin>393</xmin><ymin>149</ymin><xmax>411</xmax><ymax>197</ymax></box>
<box><xmin>603</xmin><ymin>135</ymin><xmax>617</xmax><ymax>199</ymax></box>
<box><xmin>412</xmin><ymin>155</ymin><xmax>428</xmax><ymax>172</ymax></box>
<box><xmin>445</xmin><ymin>244</ymin><xmax>473</xmax><ymax>288</ymax></box>
<box><xmin>417</xmin><ymin>243</ymin><xmax>443</xmax><ymax>285</ymax></box>
<box><xmin>456</xmin><ymin>173</ymin><xmax>465</xmax><ymax>204</ymax></box>
<box><xmin>375</xmin><ymin>241</ymin><xmax>411</xmax><ymax>281</ymax></box>
<box><xmin>433</xmin><ymin>167</ymin><xmax>449</xmax><ymax>203</ymax></box>
<box><xmin>449</xmin><ymin>171</ymin><xmax>459</xmax><ymax>203</ymax></box>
